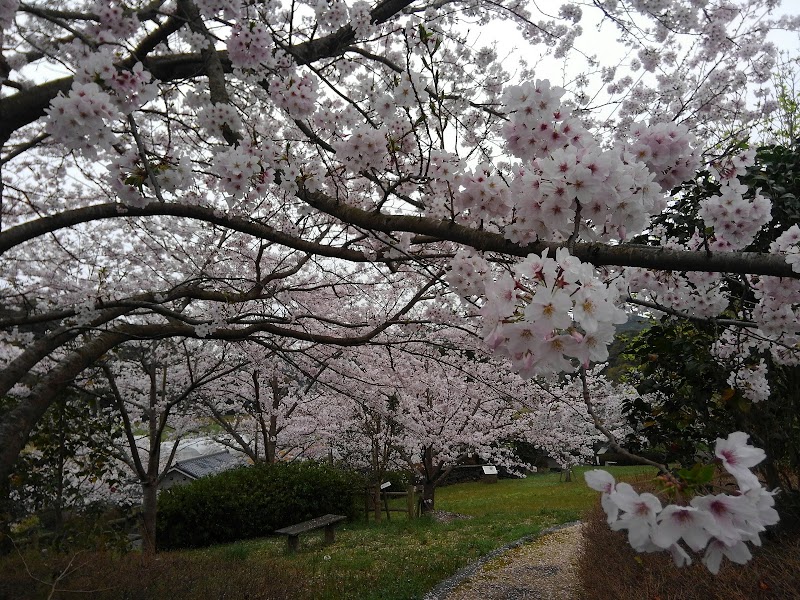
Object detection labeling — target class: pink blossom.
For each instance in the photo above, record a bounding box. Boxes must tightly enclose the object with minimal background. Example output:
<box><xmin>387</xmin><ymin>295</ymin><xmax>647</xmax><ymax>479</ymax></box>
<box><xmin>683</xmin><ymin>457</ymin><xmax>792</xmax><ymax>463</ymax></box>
<box><xmin>703</xmin><ymin>539</ymin><xmax>752</xmax><ymax>575</ymax></box>
<box><xmin>609</xmin><ymin>482</ymin><xmax>662</xmax><ymax>550</ymax></box>
<box><xmin>714</xmin><ymin>431</ymin><xmax>766</xmax><ymax>491</ymax></box>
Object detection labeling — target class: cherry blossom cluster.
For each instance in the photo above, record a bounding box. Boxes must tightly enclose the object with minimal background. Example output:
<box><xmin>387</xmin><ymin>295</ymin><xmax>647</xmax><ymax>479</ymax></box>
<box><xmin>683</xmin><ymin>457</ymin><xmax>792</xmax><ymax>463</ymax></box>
<box><xmin>626</xmin><ymin>267</ymin><xmax>729</xmax><ymax>319</ymax></box>
<box><xmin>726</xmin><ymin>359</ymin><xmax>770</xmax><ymax>404</ymax></box>
<box><xmin>214</xmin><ymin>152</ymin><xmax>253</xmax><ymax>201</ymax></box>
<box><xmin>710</xmin><ymin>148</ymin><xmax>757</xmax><ymax>184</ymax></box>
<box><xmin>771</xmin><ymin>224</ymin><xmax>800</xmax><ymax>275</ymax></box>
<box><xmin>751</xmin><ymin>274</ymin><xmax>800</xmax><ymax>342</ymax></box>
<box><xmin>333</xmin><ymin>124</ymin><xmax>388</xmax><ymax>173</ymax></box>
<box><xmin>483</xmin><ymin>80</ymin><xmax>691</xmax><ymax>245</ymax></box>
<box><xmin>315</xmin><ymin>0</ymin><xmax>349</xmax><ymax>32</ymax></box>
<box><xmin>504</xmin><ymin>145</ymin><xmax>664</xmax><ymax>244</ymax></box>
<box><xmin>350</xmin><ymin>1</ymin><xmax>378</xmax><ymax>39</ymax></box>
<box><xmin>74</xmin><ymin>299</ymin><xmax>101</xmax><ymax>327</ymax></box>
<box><xmin>627</xmin><ymin>122</ymin><xmax>700</xmax><ymax>193</ymax></box>
<box><xmin>423</xmin><ymin>149</ymin><xmax>464</xmax><ymax>219</ymax></box>
<box><xmin>477</xmin><ymin>248</ymin><xmax>627</xmax><ymax>378</ymax></box>
<box><xmin>586</xmin><ymin>432</ymin><xmax>778</xmax><ymax>574</ymax></box>
<box><xmin>226</xmin><ymin>22</ymin><xmax>274</xmax><ymax>73</ymax></box>
<box><xmin>445</xmin><ymin>248</ymin><xmax>490</xmax><ymax>297</ymax></box>
<box><xmin>196</xmin><ymin>101</ymin><xmax>243</xmax><ymax>141</ymax></box>
<box><xmin>712</xmin><ymin>330</ymin><xmax>775</xmax><ymax>402</ymax></box>
<box><xmin>106</xmin><ymin>62</ymin><xmax>158</xmax><ymax>115</ymax></box>
<box><xmin>45</xmin><ymin>83</ymin><xmax>120</xmax><ymax>159</ymax></box>
<box><xmin>393</xmin><ymin>71</ymin><xmax>429</xmax><ymax>108</ymax></box>
<box><xmin>44</xmin><ymin>45</ymin><xmax>160</xmax><ymax>157</ymax></box>
<box><xmin>698</xmin><ymin>180</ymin><xmax>771</xmax><ymax>251</ymax></box>
<box><xmin>454</xmin><ymin>163</ymin><xmax>511</xmax><ymax>221</ymax></box>
<box><xmin>74</xmin><ymin>47</ymin><xmax>157</xmax><ymax>114</ymax></box>
<box><xmin>501</xmin><ymin>80</ymin><xmax>589</xmax><ymax>163</ymax></box>
<box><xmin>268</xmin><ymin>72</ymin><xmax>319</xmax><ymax>118</ymax></box>
<box><xmin>92</xmin><ymin>2</ymin><xmax>138</xmax><ymax>44</ymax></box>
<box><xmin>194</xmin><ymin>0</ymin><xmax>242</xmax><ymax>19</ymax></box>
<box><xmin>180</xmin><ymin>29</ymin><xmax>211</xmax><ymax>52</ymax></box>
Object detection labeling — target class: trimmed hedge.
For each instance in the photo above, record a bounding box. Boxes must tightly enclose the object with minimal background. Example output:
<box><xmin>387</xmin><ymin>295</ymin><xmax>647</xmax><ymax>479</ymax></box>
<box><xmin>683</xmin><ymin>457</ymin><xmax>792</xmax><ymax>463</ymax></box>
<box><xmin>156</xmin><ymin>461</ymin><xmax>362</xmax><ymax>549</ymax></box>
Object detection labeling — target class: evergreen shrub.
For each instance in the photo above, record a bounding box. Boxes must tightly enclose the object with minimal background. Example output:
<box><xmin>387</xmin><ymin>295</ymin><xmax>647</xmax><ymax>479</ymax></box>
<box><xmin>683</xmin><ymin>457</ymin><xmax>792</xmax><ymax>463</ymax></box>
<box><xmin>156</xmin><ymin>461</ymin><xmax>362</xmax><ymax>549</ymax></box>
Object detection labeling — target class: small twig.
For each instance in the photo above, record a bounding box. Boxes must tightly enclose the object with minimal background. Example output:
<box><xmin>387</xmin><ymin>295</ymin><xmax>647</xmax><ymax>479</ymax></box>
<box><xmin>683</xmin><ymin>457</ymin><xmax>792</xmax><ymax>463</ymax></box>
<box><xmin>127</xmin><ymin>113</ymin><xmax>164</xmax><ymax>202</ymax></box>
<box><xmin>579</xmin><ymin>366</ymin><xmax>668</xmax><ymax>472</ymax></box>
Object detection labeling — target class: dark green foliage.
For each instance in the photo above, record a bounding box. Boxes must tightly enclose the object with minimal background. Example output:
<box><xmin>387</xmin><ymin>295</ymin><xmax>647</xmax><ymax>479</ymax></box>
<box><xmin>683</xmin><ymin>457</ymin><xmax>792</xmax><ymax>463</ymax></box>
<box><xmin>619</xmin><ymin>142</ymin><xmax>800</xmax><ymax>510</ymax></box>
<box><xmin>632</xmin><ymin>142</ymin><xmax>800</xmax><ymax>253</ymax></box>
<box><xmin>376</xmin><ymin>469</ymin><xmax>414</xmax><ymax>491</ymax></box>
<box><xmin>8</xmin><ymin>391</ymin><xmax>125</xmax><ymax>522</ymax></box>
<box><xmin>156</xmin><ymin>461</ymin><xmax>363</xmax><ymax>549</ymax></box>
<box><xmin>621</xmin><ymin>320</ymin><xmax>736</xmax><ymax>465</ymax></box>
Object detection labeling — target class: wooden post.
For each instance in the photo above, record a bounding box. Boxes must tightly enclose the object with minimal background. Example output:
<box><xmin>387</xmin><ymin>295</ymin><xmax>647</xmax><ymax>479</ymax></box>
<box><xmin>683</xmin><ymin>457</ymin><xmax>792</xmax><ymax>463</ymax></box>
<box><xmin>287</xmin><ymin>535</ymin><xmax>299</xmax><ymax>552</ymax></box>
<box><xmin>324</xmin><ymin>524</ymin><xmax>335</xmax><ymax>544</ymax></box>
<box><xmin>406</xmin><ymin>484</ymin><xmax>415</xmax><ymax>520</ymax></box>
<box><xmin>373</xmin><ymin>485</ymin><xmax>382</xmax><ymax>522</ymax></box>
<box><xmin>383</xmin><ymin>492</ymin><xmax>391</xmax><ymax>520</ymax></box>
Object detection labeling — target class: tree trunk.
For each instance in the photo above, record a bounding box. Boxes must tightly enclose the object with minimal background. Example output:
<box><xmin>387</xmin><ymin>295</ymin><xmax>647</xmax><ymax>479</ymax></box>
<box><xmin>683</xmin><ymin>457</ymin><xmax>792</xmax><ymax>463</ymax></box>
<box><xmin>420</xmin><ymin>481</ymin><xmax>436</xmax><ymax>513</ymax></box>
<box><xmin>0</xmin><ymin>476</ymin><xmax>12</xmax><ymax>555</ymax></box>
<box><xmin>420</xmin><ymin>446</ymin><xmax>437</xmax><ymax>514</ymax></box>
<box><xmin>0</xmin><ymin>330</ymin><xmax>128</xmax><ymax>505</ymax></box>
<box><xmin>140</xmin><ymin>481</ymin><xmax>158</xmax><ymax>556</ymax></box>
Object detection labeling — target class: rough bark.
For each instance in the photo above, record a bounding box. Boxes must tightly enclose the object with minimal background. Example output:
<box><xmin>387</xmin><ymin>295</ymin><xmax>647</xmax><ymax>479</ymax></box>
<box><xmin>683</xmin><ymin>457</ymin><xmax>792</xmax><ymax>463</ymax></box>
<box><xmin>0</xmin><ymin>330</ymin><xmax>129</xmax><ymax>495</ymax></box>
<box><xmin>0</xmin><ymin>0</ymin><xmax>416</xmax><ymax>142</ymax></box>
<box><xmin>3</xmin><ymin>199</ymin><xmax>795</xmax><ymax>278</ymax></box>
<box><xmin>421</xmin><ymin>481</ymin><xmax>436</xmax><ymax>513</ymax></box>
<box><xmin>140</xmin><ymin>481</ymin><xmax>158</xmax><ymax>556</ymax></box>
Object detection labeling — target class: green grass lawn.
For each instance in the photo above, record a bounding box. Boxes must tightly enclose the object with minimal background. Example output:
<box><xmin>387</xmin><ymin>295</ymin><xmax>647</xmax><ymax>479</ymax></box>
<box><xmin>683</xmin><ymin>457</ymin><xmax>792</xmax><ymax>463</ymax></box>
<box><xmin>1</xmin><ymin>466</ymin><xmax>654</xmax><ymax>600</ymax></box>
<box><xmin>187</xmin><ymin>465</ymin><xmax>654</xmax><ymax>600</ymax></box>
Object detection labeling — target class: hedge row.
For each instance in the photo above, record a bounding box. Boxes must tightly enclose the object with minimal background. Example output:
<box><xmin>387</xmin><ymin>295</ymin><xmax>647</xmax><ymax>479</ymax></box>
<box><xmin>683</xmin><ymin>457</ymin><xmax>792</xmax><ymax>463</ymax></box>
<box><xmin>156</xmin><ymin>461</ymin><xmax>362</xmax><ymax>549</ymax></box>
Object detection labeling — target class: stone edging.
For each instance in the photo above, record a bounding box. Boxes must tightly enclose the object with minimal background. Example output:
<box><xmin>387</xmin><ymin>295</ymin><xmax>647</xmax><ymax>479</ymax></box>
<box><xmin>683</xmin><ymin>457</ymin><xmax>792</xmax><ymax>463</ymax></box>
<box><xmin>422</xmin><ymin>520</ymin><xmax>582</xmax><ymax>600</ymax></box>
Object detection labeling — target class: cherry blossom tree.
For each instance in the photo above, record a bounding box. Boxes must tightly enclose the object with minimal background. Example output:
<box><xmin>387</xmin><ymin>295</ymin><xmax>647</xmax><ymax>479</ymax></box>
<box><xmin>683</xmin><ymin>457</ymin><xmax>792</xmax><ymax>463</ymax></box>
<box><xmin>0</xmin><ymin>0</ymin><xmax>799</xmax><ymax>569</ymax></box>
<box><xmin>78</xmin><ymin>339</ymin><xmax>247</xmax><ymax>555</ymax></box>
<box><xmin>295</xmin><ymin>336</ymin><xmax>543</xmax><ymax>511</ymax></box>
<box><xmin>522</xmin><ymin>366</ymin><xmax>637</xmax><ymax>479</ymax></box>
<box><xmin>195</xmin><ymin>344</ymin><xmax>329</xmax><ymax>464</ymax></box>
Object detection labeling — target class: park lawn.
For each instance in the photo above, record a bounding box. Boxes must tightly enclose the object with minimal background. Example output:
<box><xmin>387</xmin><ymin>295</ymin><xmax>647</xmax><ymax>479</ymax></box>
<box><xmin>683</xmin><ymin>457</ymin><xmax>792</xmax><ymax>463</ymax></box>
<box><xmin>180</xmin><ymin>465</ymin><xmax>655</xmax><ymax>600</ymax></box>
<box><xmin>1</xmin><ymin>466</ymin><xmax>654</xmax><ymax>600</ymax></box>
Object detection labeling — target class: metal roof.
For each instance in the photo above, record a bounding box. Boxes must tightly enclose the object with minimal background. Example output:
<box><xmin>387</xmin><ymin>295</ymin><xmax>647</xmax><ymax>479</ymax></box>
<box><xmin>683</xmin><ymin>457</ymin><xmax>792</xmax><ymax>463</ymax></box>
<box><xmin>168</xmin><ymin>450</ymin><xmax>246</xmax><ymax>480</ymax></box>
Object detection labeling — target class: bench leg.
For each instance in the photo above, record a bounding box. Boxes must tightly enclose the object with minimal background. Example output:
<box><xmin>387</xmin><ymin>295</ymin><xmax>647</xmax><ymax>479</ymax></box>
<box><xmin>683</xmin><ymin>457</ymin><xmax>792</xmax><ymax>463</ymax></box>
<box><xmin>324</xmin><ymin>524</ymin><xmax>336</xmax><ymax>545</ymax></box>
<box><xmin>287</xmin><ymin>535</ymin><xmax>299</xmax><ymax>552</ymax></box>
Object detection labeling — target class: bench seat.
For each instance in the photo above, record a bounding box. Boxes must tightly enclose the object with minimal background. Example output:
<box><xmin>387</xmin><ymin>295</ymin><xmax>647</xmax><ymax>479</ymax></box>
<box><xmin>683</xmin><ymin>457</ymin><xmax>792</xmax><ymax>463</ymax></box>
<box><xmin>275</xmin><ymin>514</ymin><xmax>347</xmax><ymax>551</ymax></box>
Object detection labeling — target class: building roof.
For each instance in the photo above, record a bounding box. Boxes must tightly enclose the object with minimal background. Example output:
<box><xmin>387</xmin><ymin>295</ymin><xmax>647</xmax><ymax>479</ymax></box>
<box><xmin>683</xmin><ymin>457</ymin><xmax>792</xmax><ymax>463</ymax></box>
<box><xmin>168</xmin><ymin>450</ymin><xmax>246</xmax><ymax>480</ymax></box>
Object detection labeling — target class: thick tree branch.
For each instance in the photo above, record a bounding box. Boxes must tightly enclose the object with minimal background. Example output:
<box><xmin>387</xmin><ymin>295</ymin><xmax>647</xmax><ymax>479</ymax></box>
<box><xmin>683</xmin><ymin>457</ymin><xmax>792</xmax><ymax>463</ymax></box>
<box><xmin>0</xmin><ymin>202</ymin><xmax>373</xmax><ymax>261</ymax></box>
<box><xmin>298</xmin><ymin>187</ymin><xmax>798</xmax><ymax>278</ymax></box>
<box><xmin>2</xmin><ymin>197</ymin><xmax>795</xmax><ymax>277</ymax></box>
<box><xmin>0</xmin><ymin>0</ymin><xmax>416</xmax><ymax>142</ymax></box>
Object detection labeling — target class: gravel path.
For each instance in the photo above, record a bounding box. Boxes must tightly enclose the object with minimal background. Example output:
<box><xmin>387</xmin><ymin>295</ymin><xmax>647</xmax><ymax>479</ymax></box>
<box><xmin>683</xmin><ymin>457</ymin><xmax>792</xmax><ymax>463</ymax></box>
<box><xmin>424</xmin><ymin>521</ymin><xmax>585</xmax><ymax>600</ymax></box>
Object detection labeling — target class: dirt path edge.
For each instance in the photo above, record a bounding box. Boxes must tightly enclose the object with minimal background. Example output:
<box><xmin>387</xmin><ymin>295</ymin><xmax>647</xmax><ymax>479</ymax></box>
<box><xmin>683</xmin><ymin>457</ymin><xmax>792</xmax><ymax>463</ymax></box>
<box><xmin>422</xmin><ymin>520</ymin><xmax>582</xmax><ymax>600</ymax></box>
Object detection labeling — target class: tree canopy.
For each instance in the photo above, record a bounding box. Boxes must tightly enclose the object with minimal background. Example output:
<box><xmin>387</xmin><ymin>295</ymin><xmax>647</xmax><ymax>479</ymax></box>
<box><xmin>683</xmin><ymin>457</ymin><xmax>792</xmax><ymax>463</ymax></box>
<box><xmin>1</xmin><ymin>0</ymin><xmax>799</xmax><ymax>571</ymax></box>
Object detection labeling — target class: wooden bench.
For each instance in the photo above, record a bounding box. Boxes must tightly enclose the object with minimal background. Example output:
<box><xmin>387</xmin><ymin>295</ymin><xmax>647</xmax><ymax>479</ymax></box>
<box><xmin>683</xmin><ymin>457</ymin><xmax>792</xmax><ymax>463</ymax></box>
<box><xmin>274</xmin><ymin>514</ymin><xmax>347</xmax><ymax>552</ymax></box>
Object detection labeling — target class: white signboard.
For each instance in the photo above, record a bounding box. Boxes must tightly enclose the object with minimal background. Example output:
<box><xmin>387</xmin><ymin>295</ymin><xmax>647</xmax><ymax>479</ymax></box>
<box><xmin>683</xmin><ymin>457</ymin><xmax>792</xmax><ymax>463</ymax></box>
<box><xmin>380</xmin><ymin>481</ymin><xmax>392</xmax><ymax>490</ymax></box>
<box><xmin>482</xmin><ymin>466</ymin><xmax>498</xmax><ymax>475</ymax></box>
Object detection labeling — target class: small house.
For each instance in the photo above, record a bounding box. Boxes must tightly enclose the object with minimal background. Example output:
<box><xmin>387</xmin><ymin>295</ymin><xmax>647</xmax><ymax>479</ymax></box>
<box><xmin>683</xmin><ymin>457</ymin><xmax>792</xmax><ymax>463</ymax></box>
<box><xmin>159</xmin><ymin>450</ymin><xmax>247</xmax><ymax>491</ymax></box>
